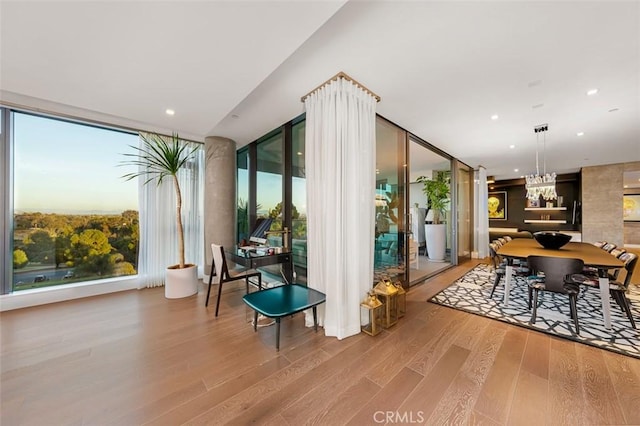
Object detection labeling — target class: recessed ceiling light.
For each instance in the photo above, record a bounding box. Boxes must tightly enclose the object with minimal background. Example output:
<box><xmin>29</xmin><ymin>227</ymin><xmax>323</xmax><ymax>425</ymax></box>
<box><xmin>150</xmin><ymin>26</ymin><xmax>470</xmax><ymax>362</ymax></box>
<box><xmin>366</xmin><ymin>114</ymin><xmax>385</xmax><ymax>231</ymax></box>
<box><xmin>491</xmin><ymin>114</ymin><xmax>499</xmax><ymax>120</ymax></box>
<box><xmin>514</xmin><ymin>169</ymin><xmax>519</xmax><ymax>172</ymax></box>
<box><xmin>624</xmin><ymin>185</ymin><xmax>629</xmax><ymax>188</ymax></box>
<box><xmin>165</xmin><ymin>109</ymin><xmax>175</xmax><ymax>116</ymax></box>
<box><xmin>520</xmin><ymin>175</ymin><xmax>524</xmax><ymax>178</ymax></box>
<box><xmin>576</xmin><ymin>132</ymin><xmax>584</xmax><ymax>137</ymax></box>
<box><xmin>297</xmin><ymin>151</ymin><xmax>303</xmax><ymax>156</ymax></box>
<box><xmin>586</xmin><ymin>88</ymin><xmax>599</xmax><ymax>96</ymax></box>
<box><xmin>509</xmin><ymin>145</ymin><xmax>515</xmax><ymax>149</ymax></box>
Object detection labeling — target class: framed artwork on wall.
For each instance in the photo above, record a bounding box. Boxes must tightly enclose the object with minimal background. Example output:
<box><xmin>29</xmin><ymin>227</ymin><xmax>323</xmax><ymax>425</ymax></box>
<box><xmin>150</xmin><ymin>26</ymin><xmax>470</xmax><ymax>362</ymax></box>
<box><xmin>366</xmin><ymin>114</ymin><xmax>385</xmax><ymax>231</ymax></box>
<box><xmin>623</xmin><ymin>194</ymin><xmax>640</xmax><ymax>222</ymax></box>
<box><xmin>488</xmin><ymin>191</ymin><xmax>507</xmax><ymax>220</ymax></box>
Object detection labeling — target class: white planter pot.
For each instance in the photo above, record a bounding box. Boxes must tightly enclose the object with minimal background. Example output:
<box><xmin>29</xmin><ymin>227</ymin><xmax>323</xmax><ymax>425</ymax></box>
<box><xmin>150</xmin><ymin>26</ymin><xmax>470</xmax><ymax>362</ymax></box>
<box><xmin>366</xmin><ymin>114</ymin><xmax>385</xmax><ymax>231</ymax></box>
<box><xmin>425</xmin><ymin>223</ymin><xmax>446</xmax><ymax>262</ymax></box>
<box><xmin>165</xmin><ymin>264</ymin><xmax>198</xmax><ymax>299</ymax></box>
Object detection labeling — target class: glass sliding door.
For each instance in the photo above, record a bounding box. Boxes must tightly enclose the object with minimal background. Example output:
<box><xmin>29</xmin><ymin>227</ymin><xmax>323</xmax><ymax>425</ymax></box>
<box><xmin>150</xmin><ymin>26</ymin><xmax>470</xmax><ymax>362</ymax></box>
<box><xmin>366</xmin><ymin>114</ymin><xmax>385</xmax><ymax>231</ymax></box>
<box><xmin>374</xmin><ymin>117</ymin><xmax>407</xmax><ymax>288</ymax></box>
<box><xmin>408</xmin><ymin>135</ymin><xmax>452</xmax><ymax>284</ymax></box>
<box><xmin>455</xmin><ymin>160</ymin><xmax>473</xmax><ymax>263</ymax></box>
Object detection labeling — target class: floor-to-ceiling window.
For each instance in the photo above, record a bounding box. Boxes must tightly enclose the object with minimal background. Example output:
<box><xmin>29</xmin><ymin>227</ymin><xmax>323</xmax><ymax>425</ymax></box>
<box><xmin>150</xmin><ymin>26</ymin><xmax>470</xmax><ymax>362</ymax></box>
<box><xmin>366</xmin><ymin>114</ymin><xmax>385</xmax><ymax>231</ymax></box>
<box><xmin>237</xmin><ymin>148</ymin><xmax>250</xmax><ymax>243</ymax></box>
<box><xmin>291</xmin><ymin>120</ymin><xmax>307</xmax><ymax>283</ymax></box>
<box><xmin>8</xmin><ymin>111</ymin><xmax>139</xmax><ymax>292</ymax></box>
<box><xmin>256</xmin><ymin>131</ymin><xmax>283</xmax><ymax>233</ymax></box>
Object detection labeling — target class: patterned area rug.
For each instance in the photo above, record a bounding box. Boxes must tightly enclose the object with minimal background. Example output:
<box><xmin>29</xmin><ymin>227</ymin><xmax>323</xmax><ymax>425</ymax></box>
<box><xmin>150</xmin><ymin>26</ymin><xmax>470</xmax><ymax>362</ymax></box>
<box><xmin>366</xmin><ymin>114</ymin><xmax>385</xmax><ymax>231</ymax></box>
<box><xmin>430</xmin><ymin>263</ymin><xmax>640</xmax><ymax>359</ymax></box>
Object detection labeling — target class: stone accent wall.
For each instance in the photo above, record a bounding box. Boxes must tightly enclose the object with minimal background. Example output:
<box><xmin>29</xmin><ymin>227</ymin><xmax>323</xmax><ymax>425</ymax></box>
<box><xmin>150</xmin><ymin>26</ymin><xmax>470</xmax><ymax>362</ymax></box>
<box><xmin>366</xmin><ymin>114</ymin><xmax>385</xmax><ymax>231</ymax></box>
<box><xmin>624</xmin><ymin>161</ymin><xmax>640</xmax><ymax>245</ymax></box>
<box><xmin>581</xmin><ymin>163</ymin><xmax>625</xmax><ymax>246</ymax></box>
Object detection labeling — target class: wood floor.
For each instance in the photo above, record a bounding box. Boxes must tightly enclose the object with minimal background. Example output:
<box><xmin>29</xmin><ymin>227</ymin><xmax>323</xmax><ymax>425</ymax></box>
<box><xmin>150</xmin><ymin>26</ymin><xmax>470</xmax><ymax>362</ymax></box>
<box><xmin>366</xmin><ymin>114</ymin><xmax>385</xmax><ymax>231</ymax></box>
<box><xmin>2</xmin><ymin>260</ymin><xmax>640</xmax><ymax>425</ymax></box>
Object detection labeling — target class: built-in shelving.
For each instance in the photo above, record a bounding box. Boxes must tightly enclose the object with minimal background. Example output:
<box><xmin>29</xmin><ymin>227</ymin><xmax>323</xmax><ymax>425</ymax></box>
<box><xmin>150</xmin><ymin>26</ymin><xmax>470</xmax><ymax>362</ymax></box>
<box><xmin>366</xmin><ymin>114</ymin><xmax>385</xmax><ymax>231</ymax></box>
<box><xmin>524</xmin><ymin>207</ymin><xmax>567</xmax><ymax>211</ymax></box>
<box><xmin>524</xmin><ymin>219</ymin><xmax>567</xmax><ymax>224</ymax></box>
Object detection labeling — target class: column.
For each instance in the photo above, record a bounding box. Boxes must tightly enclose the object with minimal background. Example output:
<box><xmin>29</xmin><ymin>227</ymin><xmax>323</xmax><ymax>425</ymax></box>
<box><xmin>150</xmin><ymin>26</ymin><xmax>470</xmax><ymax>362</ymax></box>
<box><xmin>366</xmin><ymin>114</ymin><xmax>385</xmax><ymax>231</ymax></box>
<box><xmin>204</xmin><ymin>136</ymin><xmax>236</xmax><ymax>275</ymax></box>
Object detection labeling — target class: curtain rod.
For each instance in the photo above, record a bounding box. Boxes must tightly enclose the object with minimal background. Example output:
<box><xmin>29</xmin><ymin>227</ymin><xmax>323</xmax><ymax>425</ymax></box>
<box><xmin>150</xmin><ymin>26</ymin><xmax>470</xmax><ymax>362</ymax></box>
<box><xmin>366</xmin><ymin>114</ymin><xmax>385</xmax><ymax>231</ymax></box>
<box><xmin>300</xmin><ymin>71</ymin><xmax>381</xmax><ymax>103</ymax></box>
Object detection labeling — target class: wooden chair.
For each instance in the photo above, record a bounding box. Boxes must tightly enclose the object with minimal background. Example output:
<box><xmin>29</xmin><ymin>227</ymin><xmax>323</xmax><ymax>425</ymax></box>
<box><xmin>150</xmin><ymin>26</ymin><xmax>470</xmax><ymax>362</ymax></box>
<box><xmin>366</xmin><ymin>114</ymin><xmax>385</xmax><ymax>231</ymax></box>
<box><xmin>206</xmin><ymin>243</ymin><xmax>262</xmax><ymax>317</ymax></box>
<box><xmin>526</xmin><ymin>255</ymin><xmax>585</xmax><ymax>334</ymax></box>
<box><xmin>569</xmin><ymin>252</ymin><xmax>638</xmax><ymax>329</ymax></box>
<box><xmin>601</xmin><ymin>242</ymin><xmax>617</xmax><ymax>253</ymax></box>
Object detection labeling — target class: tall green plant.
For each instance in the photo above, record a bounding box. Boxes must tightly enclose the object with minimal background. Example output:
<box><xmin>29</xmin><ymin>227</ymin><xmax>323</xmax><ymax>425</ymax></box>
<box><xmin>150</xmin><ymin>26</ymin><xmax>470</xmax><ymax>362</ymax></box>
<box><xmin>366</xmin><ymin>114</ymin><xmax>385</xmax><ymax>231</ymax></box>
<box><xmin>121</xmin><ymin>133</ymin><xmax>198</xmax><ymax>269</ymax></box>
<box><xmin>416</xmin><ymin>173</ymin><xmax>450</xmax><ymax>224</ymax></box>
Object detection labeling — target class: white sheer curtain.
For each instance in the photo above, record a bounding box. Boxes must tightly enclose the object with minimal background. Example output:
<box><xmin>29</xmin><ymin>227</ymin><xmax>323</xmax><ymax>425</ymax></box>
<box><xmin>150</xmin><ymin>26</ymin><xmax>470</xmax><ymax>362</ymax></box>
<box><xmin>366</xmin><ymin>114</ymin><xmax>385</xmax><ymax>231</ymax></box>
<box><xmin>474</xmin><ymin>167</ymin><xmax>489</xmax><ymax>258</ymax></box>
<box><xmin>304</xmin><ymin>77</ymin><xmax>377</xmax><ymax>339</ymax></box>
<box><xmin>137</xmin><ymin>133</ymin><xmax>205</xmax><ymax>289</ymax></box>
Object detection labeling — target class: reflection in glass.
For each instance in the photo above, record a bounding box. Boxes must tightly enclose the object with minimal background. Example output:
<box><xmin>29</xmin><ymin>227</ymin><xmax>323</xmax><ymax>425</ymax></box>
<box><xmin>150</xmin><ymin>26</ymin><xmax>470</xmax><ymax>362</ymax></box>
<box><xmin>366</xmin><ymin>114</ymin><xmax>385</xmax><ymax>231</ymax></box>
<box><xmin>375</xmin><ymin>118</ymin><xmax>406</xmax><ymax>288</ymax></box>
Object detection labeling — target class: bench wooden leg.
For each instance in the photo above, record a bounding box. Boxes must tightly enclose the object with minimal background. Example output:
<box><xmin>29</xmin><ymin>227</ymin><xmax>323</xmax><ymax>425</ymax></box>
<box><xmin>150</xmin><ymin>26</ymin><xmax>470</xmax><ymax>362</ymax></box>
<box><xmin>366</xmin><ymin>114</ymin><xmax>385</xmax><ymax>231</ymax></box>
<box><xmin>276</xmin><ymin>318</ymin><xmax>281</xmax><ymax>352</ymax></box>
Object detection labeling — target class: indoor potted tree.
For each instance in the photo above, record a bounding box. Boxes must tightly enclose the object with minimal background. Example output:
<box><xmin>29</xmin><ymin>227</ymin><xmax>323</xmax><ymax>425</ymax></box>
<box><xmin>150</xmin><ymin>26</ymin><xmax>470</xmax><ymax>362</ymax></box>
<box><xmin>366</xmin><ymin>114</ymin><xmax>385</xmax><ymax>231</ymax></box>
<box><xmin>416</xmin><ymin>172</ymin><xmax>450</xmax><ymax>261</ymax></box>
<box><xmin>122</xmin><ymin>133</ymin><xmax>199</xmax><ymax>298</ymax></box>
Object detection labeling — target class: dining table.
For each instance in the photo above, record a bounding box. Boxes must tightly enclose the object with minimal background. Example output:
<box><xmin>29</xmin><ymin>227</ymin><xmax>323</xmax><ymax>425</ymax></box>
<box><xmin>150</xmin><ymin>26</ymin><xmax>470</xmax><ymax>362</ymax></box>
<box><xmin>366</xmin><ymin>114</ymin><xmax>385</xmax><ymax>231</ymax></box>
<box><xmin>497</xmin><ymin>238</ymin><xmax>624</xmax><ymax>329</ymax></box>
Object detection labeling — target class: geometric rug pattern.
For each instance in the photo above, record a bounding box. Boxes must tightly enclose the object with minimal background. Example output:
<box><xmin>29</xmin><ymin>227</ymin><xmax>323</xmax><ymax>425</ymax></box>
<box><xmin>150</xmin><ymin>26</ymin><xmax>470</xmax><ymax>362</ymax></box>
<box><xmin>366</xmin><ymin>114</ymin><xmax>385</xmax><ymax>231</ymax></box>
<box><xmin>430</xmin><ymin>264</ymin><xmax>640</xmax><ymax>359</ymax></box>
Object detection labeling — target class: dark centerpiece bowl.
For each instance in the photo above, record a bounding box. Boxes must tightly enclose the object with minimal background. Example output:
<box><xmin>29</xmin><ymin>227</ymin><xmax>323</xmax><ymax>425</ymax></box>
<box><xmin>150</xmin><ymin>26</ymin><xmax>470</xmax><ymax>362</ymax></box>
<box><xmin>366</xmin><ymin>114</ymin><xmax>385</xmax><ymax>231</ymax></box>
<box><xmin>533</xmin><ymin>231</ymin><xmax>572</xmax><ymax>250</ymax></box>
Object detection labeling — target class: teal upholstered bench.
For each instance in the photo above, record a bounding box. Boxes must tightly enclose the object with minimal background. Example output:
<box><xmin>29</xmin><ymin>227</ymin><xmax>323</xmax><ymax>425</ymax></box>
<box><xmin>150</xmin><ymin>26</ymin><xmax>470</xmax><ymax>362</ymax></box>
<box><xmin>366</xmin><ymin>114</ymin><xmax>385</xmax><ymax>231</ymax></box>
<box><xmin>242</xmin><ymin>284</ymin><xmax>326</xmax><ymax>351</ymax></box>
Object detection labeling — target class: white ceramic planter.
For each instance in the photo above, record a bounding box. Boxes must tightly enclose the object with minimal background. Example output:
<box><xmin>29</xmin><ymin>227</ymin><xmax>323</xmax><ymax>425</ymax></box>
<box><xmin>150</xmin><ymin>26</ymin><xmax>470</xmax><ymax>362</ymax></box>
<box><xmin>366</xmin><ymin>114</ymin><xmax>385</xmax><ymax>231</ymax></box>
<box><xmin>425</xmin><ymin>223</ymin><xmax>446</xmax><ymax>262</ymax></box>
<box><xmin>165</xmin><ymin>264</ymin><xmax>198</xmax><ymax>299</ymax></box>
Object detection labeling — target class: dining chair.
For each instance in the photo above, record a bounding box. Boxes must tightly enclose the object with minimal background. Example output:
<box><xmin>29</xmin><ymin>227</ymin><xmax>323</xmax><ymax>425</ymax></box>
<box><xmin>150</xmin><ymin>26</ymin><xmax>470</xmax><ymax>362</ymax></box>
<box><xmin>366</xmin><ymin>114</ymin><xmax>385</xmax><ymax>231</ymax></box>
<box><xmin>593</xmin><ymin>241</ymin><xmax>607</xmax><ymax>248</ymax></box>
<box><xmin>601</xmin><ymin>243</ymin><xmax>617</xmax><ymax>253</ymax></box>
<box><xmin>568</xmin><ymin>252</ymin><xmax>637</xmax><ymax>329</ymax></box>
<box><xmin>488</xmin><ymin>242</ymin><xmax>529</xmax><ymax>298</ymax></box>
<box><xmin>206</xmin><ymin>243</ymin><xmax>262</xmax><ymax>317</ymax></box>
<box><xmin>526</xmin><ymin>255</ymin><xmax>585</xmax><ymax>334</ymax></box>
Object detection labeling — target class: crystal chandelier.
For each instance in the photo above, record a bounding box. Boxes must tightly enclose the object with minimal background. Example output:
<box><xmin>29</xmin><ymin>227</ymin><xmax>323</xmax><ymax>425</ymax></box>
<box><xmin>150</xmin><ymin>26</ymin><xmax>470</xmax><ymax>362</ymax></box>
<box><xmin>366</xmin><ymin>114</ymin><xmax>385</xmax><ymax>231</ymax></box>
<box><xmin>525</xmin><ymin>124</ymin><xmax>557</xmax><ymax>201</ymax></box>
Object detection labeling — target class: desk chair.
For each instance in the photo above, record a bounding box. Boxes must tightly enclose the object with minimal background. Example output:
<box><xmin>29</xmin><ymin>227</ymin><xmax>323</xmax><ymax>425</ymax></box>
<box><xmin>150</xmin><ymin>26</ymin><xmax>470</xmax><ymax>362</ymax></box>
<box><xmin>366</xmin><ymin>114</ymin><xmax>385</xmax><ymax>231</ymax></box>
<box><xmin>527</xmin><ymin>255</ymin><xmax>585</xmax><ymax>334</ymax></box>
<box><xmin>206</xmin><ymin>243</ymin><xmax>262</xmax><ymax>317</ymax></box>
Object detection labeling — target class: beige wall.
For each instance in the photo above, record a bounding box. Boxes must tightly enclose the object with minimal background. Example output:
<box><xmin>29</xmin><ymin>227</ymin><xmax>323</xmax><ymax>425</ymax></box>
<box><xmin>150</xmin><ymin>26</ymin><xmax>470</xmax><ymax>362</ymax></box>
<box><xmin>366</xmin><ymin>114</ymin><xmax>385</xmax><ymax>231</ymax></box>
<box><xmin>581</xmin><ymin>163</ymin><xmax>625</xmax><ymax>246</ymax></box>
<box><xmin>582</xmin><ymin>161</ymin><xmax>640</xmax><ymax>247</ymax></box>
<box><xmin>624</xmin><ymin>161</ymin><xmax>640</xmax><ymax>245</ymax></box>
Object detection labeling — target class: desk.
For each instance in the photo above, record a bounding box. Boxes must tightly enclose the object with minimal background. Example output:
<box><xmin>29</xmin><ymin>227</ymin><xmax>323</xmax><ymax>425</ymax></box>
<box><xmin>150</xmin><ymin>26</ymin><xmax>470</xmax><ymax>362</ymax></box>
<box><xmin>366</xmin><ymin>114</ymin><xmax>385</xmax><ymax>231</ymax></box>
<box><xmin>226</xmin><ymin>248</ymin><xmax>294</xmax><ymax>284</ymax></box>
<box><xmin>498</xmin><ymin>239</ymin><xmax>624</xmax><ymax>329</ymax></box>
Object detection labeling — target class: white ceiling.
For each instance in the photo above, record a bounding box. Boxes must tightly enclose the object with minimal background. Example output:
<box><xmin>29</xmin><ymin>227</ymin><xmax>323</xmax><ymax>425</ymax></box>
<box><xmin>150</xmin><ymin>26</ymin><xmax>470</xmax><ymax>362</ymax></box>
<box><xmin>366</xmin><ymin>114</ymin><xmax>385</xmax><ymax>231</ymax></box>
<box><xmin>1</xmin><ymin>1</ymin><xmax>639</xmax><ymax>184</ymax></box>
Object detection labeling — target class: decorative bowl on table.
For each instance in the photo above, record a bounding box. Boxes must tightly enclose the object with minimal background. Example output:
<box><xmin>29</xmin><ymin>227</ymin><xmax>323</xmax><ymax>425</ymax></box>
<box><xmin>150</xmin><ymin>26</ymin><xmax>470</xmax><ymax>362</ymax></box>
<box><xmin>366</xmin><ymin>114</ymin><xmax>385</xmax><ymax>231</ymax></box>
<box><xmin>533</xmin><ymin>231</ymin><xmax>572</xmax><ymax>250</ymax></box>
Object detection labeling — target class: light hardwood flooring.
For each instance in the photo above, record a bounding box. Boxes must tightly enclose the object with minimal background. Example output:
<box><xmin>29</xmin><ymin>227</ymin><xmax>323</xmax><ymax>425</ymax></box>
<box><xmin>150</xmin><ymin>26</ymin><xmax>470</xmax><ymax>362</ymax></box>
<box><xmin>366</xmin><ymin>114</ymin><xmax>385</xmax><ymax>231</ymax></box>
<box><xmin>2</xmin><ymin>259</ymin><xmax>640</xmax><ymax>425</ymax></box>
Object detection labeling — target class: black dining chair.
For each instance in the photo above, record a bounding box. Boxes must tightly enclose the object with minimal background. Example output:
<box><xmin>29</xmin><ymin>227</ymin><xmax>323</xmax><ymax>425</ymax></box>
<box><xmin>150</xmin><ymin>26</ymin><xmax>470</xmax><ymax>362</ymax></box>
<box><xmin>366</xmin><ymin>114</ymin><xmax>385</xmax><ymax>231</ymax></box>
<box><xmin>206</xmin><ymin>243</ymin><xmax>262</xmax><ymax>317</ymax></box>
<box><xmin>526</xmin><ymin>255</ymin><xmax>585</xmax><ymax>334</ymax></box>
<box><xmin>568</xmin><ymin>252</ymin><xmax>638</xmax><ymax>329</ymax></box>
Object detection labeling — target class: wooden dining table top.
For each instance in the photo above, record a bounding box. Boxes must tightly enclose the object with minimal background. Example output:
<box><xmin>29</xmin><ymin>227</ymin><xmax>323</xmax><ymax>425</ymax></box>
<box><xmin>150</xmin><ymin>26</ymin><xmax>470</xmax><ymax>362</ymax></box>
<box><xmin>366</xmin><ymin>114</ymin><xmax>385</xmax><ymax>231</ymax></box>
<box><xmin>497</xmin><ymin>239</ymin><xmax>624</xmax><ymax>269</ymax></box>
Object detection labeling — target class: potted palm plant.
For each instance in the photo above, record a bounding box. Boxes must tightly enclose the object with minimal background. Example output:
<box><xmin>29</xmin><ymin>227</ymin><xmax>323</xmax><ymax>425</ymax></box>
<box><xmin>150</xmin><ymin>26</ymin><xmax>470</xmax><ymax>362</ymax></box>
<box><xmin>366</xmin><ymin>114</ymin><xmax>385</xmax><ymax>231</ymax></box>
<box><xmin>122</xmin><ymin>133</ymin><xmax>199</xmax><ymax>298</ymax></box>
<box><xmin>416</xmin><ymin>173</ymin><xmax>450</xmax><ymax>261</ymax></box>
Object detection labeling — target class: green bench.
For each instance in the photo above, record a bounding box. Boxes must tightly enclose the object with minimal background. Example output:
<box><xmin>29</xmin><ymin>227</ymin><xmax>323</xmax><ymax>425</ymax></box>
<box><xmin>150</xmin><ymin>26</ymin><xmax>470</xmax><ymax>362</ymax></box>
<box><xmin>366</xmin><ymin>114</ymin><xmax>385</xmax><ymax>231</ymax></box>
<box><xmin>242</xmin><ymin>284</ymin><xmax>326</xmax><ymax>351</ymax></box>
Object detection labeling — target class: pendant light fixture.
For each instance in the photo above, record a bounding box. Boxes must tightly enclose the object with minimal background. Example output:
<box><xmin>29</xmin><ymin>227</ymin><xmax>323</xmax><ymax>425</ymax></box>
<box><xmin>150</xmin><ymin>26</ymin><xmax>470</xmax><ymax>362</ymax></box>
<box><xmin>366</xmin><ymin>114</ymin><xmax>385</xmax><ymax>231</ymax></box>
<box><xmin>525</xmin><ymin>123</ymin><xmax>557</xmax><ymax>201</ymax></box>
